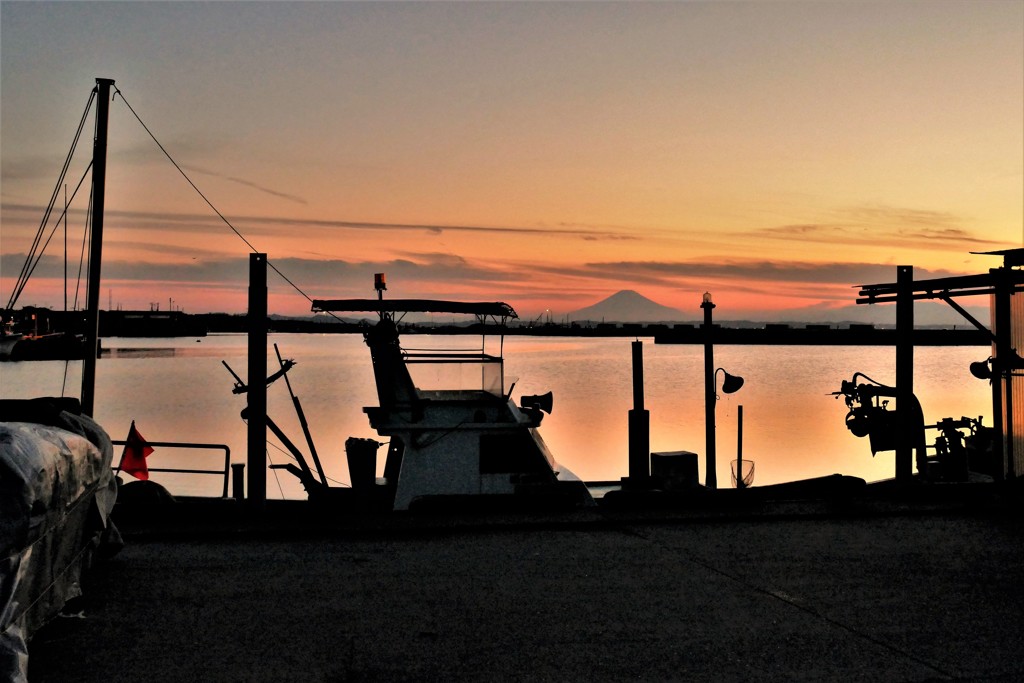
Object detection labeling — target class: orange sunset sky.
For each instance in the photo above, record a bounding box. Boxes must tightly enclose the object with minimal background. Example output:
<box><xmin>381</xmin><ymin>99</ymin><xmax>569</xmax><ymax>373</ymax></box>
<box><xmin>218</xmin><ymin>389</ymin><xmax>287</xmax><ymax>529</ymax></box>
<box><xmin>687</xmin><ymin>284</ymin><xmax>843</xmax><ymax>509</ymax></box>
<box><xmin>2</xmin><ymin>1</ymin><xmax>1022</xmax><ymax>322</ymax></box>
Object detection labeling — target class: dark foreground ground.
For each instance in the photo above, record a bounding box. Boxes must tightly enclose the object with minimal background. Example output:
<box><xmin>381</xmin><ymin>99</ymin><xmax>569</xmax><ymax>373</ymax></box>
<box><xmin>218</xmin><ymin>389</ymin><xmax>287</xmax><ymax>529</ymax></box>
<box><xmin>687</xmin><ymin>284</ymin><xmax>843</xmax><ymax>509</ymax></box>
<box><xmin>28</xmin><ymin>502</ymin><xmax>1024</xmax><ymax>682</ymax></box>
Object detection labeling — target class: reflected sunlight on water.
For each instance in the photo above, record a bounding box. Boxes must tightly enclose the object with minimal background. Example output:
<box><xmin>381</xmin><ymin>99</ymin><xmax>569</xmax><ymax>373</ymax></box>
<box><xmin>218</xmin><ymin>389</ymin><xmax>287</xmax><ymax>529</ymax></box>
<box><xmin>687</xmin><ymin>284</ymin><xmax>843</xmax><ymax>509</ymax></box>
<box><xmin>0</xmin><ymin>334</ymin><xmax>992</xmax><ymax>498</ymax></box>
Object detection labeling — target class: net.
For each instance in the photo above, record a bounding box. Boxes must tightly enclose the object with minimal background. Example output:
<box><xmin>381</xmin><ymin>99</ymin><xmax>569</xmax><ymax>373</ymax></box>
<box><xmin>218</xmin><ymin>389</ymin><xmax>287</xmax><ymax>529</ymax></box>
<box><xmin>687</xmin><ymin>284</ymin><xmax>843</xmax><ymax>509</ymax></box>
<box><xmin>731</xmin><ymin>459</ymin><xmax>755</xmax><ymax>488</ymax></box>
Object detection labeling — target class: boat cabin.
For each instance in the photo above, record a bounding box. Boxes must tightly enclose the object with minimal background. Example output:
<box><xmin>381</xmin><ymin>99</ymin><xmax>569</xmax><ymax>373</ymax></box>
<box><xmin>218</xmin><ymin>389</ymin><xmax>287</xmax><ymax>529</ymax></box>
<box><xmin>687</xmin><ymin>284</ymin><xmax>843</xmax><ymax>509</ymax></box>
<box><xmin>311</xmin><ymin>289</ymin><xmax>593</xmax><ymax>511</ymax></box>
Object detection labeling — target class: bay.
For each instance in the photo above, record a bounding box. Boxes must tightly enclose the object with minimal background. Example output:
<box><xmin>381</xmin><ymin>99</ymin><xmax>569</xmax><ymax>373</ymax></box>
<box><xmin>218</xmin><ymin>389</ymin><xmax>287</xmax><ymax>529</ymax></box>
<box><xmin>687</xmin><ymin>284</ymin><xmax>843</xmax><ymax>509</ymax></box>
<box><xmin>0</xmin><ymin>333</ymin><xmax>992</xmax><ymax>498</ymax></box>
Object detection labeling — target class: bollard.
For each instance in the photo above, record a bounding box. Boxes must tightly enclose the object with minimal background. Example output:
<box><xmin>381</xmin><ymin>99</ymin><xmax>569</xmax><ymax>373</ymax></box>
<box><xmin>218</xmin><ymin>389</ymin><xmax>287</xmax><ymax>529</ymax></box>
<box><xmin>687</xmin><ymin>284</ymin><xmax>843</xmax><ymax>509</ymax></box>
<box><xmin>626</xmin><ymin>340</ymin><xmax>651</xmax><ymax>487</ymax></box>
<box><xmin>231</xmin><ymin>463</ymin><xmax>246</xmax><ymax>501</ymax></box>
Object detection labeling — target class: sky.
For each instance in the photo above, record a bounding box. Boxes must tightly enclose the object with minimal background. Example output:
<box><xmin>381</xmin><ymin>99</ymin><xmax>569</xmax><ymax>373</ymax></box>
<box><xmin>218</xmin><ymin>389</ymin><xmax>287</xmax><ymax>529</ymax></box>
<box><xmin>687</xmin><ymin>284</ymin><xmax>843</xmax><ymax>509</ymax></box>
<box><xmin>1</xmin><ymin>1</ymin><xmax>1022</xmax><ymax>322</ymax></box>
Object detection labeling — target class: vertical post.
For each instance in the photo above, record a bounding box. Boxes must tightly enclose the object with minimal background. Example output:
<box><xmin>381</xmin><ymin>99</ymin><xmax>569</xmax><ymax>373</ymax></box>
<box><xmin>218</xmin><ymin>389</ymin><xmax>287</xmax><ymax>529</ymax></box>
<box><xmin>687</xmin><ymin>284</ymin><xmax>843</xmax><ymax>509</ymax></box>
<box><xmin>701</xmin><ymin>294</ymin><xmax>717</xmax><ymax>489</ymax></box>
<box><xmin>736</xmin><ymin>404</ymin><xmax>744</xmax><ymax>489</ymax></box>
<box><xmin>627</xmin><ymin>339</ymin><xmax>650</xmax><ymax>486</ymax></box>
<box><xmin>231</xmin><ymin>463</ymin><xmax>246</xmax><ymax>501</ymax></box>
<box><xmin>81</xmin><ymin>77</ymin><xmax>115</xmax><ymax>416</ymax></box>
<box><xmin>895</xmin><ymin>265</ymin><xmax>914</xmax><ymax>484</ymax></box>
<box><xmin>247</xmin><ymin>253</ymin><xmax>267</xmax><ymax>509</ymax></box>
<box><xmin>631</xmin><ymin>340</ymin><xmax>645</xmax><ymax>411</ymax></box>
<box><xmin>993</xmin><ymin>266</ymin><xmax>1013</xmax><ymax>479</ymax></box>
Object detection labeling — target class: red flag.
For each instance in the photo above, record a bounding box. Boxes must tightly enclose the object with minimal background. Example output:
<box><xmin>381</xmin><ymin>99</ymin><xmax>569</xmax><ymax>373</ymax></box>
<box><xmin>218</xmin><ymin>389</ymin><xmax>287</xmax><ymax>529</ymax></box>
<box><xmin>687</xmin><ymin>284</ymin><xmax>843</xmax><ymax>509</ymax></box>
<box><xmin>118</xmin><ymin>420</ymin><xmax>154</xmax><ymax>480</ymax></box>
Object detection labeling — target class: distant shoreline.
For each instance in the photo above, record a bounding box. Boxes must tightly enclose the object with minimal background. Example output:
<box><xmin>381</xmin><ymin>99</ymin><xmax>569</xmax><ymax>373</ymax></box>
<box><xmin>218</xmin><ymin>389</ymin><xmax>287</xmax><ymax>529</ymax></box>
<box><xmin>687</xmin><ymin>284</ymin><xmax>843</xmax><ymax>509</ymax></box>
<box><xmin>4</xmin><ymin>308</ymin><xmax>990</xmax><ymax>346</ymax></box>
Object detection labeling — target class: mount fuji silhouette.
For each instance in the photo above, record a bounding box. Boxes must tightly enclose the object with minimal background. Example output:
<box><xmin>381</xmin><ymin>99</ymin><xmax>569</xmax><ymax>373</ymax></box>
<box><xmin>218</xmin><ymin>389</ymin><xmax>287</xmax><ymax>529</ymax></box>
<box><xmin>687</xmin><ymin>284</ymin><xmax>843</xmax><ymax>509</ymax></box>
<box><xmin>569</xmin><ymin>290</ymin><xmax>686</xmax><ymax>323</ymax></box>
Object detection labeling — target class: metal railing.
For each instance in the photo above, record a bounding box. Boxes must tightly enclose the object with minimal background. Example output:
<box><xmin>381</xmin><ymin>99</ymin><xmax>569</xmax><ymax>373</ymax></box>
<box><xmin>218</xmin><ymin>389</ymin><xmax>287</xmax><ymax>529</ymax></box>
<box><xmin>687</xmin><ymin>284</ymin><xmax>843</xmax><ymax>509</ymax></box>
<box><xmin>111</xmin><ymin>440</ymin><xmax>232</xmax><ymax>498</ymax></box>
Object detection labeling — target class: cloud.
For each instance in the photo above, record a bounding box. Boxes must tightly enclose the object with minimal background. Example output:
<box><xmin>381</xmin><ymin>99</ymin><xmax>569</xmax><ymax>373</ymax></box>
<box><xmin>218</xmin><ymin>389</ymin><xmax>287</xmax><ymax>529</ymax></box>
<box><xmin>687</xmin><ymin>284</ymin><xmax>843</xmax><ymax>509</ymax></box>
<box><xmin>182</xmin><ymin>164</ymin><xmax>309</xmax><ymax>205</ymax></box>
<box><xmin>4</xmin><ymin>247</ymin><xmax>997</xmax><ymax>324</ymax></box>
<box><xmin>843</xmin><ymin>205</ymin><xmax>962</xmax><ymax>229</ymax></box>
<box><xmin>753</xmin><ymin>205</ymin><xmax>1007</xmax><ymax>251</ymax></box>
<box><xmin>0</xmin><ymin>202</ymin><xmax>637</xmax><ymax>241</ymax></box>
<box><xmin>559</xmin><ymin>259</ymin><xmax>966</xmax><ymax>286</ymax></box>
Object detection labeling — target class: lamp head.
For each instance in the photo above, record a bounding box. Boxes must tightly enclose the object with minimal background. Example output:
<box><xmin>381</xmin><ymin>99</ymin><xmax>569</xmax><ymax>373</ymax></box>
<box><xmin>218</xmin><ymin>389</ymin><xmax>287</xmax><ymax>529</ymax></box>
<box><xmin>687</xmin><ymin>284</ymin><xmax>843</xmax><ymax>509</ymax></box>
<box><xmin>718</xmin><ymin>369</ymin><xmax>744</xmax><ymax>394</ymax></box>
<box><xmin>969</xmin><ymin>359</ymin><xmax>992</xmax><ymax>381</ymax></box>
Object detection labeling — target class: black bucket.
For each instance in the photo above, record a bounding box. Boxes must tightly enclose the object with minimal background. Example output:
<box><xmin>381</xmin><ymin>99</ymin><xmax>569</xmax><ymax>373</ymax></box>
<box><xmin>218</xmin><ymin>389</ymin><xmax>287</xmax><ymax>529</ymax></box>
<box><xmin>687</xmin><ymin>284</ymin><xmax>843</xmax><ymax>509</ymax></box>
<box><xmin>345</xmin><ymin>437</ymin><xmax>379</xmax><ymax>490</ymax></box>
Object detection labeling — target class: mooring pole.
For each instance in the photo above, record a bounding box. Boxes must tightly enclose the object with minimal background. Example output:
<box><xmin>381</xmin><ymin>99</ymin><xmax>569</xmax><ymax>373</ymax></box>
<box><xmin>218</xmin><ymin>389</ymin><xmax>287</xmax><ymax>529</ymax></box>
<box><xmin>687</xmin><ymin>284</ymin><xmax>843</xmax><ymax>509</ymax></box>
<box><xmin>247</xmin><ymin>253</ymin><xmax>268</xmax><ymax>509</ymax></box>
<box><xmin>81</xmin><ymin>77</ymin><xmax>115</xmax><ymax>416</ymax></box>
<box><xmin>993</xmin><ymin>265</ymin><xmax>1014</xmax><ymax>479</ymax></box>
<box><xmin>895</xmin><ymin>265</ymin><xmax>914</xmax><ymax>484</ymax></box>
<box><xmin>627</xmin><ymin>339</ymin><xmax>650</xmax><ymax>487</ymax></box>
<box><xmin>736</xmin><ymin>404</ymin><xmax>744</xmax><ymax>488</ymax></box>
<box><xmin>701</xmin><ymin>293</ymin><xmax>717</xmax><ymax>489</ymax></box>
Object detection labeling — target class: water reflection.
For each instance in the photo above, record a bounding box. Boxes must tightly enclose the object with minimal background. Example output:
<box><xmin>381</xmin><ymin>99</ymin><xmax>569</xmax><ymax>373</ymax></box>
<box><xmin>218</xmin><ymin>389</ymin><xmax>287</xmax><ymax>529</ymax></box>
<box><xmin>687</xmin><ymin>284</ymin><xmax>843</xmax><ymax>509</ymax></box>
<box><xmin>0</xmin><ymin>334</ymin><xmax>992</xmax><ymax>498</ymax></box>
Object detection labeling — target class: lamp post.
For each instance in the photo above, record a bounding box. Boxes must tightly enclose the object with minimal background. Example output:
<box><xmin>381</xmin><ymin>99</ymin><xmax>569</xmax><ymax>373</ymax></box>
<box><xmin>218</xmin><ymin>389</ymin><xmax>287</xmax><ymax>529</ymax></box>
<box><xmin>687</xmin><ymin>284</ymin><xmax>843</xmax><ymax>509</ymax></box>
<box><xmin>701</xmin><ymin>292</ymin><xmax>745</xmax><ymax>489</ymax></box>
<box><xmin>701</xmin><ymin>293</ymin><xmax>717</xmax><ymax>488</ymax></box>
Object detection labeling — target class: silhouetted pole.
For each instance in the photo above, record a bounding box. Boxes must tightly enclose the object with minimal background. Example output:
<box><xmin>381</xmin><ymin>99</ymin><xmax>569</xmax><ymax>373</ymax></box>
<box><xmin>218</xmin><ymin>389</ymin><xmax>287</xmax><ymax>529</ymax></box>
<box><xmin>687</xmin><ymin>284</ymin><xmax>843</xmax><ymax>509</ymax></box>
<box><xmin>81</xmin><ymin>77</ymin><xmax>115</xmax><ymax>416</ymax></box>
<box><xmin>993</xmin><ymin>265</ymin><xmax>1014</xmax><ymax>479</ymax></box>
<box><xmin>627</xmin><ymin>339</ymin><xmax>650</xmax><ymax>487</ymax></box>
<box><xmin>736</xmin><ymin>404</ymin><xmax>744</xmax><ymax>489</ymax></box>
<box><xmin>895</xmin><ymin>265</ymin><xmax>913</xmax><ymax>484</ymax></box>
<box><xmin>247</xmin><ymin>253</ymin><xmax>267</xmax><ymax>509</ymax></box>
<box><xmin>701</xmin><ymin>293</ymin><xmax>717</xmax><ymax>489</ymax></box>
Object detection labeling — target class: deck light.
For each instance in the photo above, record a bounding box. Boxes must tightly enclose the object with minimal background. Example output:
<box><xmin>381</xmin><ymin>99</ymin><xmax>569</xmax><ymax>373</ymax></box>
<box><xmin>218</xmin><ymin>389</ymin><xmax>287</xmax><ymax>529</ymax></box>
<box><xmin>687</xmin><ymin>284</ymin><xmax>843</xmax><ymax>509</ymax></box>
<box><xmin>717</xmin><ymin>368</ymin><xmax>744</xmax><ymax>396</ymax></box>
<box><xmin>970</xmin><ymin>358</ymin><xmax>992</xmax><ymax>381</ymax></box>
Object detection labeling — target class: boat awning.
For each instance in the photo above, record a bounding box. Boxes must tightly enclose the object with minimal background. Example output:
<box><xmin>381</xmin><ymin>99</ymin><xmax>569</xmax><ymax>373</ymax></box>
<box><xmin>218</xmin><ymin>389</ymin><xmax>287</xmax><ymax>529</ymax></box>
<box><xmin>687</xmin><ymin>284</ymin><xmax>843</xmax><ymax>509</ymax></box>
<box><xmin>311</xmin><ymin>299</ymin><xmax>518</xmax><ymax>319</ymax></box>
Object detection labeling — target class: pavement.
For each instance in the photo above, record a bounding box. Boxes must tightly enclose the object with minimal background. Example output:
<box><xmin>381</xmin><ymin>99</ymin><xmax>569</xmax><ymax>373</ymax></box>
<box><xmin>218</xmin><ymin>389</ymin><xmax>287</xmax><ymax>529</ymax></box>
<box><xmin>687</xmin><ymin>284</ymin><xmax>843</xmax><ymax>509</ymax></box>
<box><xmin>27</xmin><ymin>495</ymin><xmax>1024</xmax><ymax>682</ymax></box>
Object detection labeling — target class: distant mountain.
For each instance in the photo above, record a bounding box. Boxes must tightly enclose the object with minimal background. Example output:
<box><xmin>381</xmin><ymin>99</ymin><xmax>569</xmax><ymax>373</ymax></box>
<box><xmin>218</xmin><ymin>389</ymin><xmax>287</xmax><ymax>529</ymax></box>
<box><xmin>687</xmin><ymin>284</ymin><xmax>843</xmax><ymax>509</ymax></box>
<box><xmin>569</xmin><ymin>290</ymin><xmax>686</xmax><ymax>323</ymax></box>
<box><xmin>747</xmin><ymin>300</ymin><xmax>991</xmax><ymax>328</ymax></box>
<box><xmin>566</xmin><ymin>291</ymin><xmax>990</xmax><ymax>327</ymax></box>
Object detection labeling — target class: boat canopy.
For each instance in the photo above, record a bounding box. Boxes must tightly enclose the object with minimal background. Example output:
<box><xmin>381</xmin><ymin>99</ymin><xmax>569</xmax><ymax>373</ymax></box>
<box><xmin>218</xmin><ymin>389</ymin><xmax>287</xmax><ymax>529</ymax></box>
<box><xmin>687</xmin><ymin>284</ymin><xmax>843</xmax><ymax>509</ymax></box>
<box><xmin>311</xmin><ymin>299</ymin><xmax>517</xmax><ymax>319</ymax></box>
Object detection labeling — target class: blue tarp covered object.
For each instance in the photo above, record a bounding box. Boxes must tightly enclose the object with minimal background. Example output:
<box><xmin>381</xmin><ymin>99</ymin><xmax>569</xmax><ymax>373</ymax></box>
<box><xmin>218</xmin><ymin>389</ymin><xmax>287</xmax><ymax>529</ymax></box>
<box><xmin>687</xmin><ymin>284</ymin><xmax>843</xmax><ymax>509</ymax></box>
<box><xmin>0</xmin><ymin>398</ymin><xmax>118</xmax><ymax>682</ymax></box>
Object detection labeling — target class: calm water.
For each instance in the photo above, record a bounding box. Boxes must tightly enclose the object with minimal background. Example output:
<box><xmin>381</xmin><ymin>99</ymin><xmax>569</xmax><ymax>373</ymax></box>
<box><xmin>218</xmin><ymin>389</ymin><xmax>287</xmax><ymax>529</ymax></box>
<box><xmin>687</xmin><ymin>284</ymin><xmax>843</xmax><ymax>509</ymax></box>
<box><xmin>0</xmin><ymin>334</ymin><xmax>992</xmax><ymax>498</ymax></box>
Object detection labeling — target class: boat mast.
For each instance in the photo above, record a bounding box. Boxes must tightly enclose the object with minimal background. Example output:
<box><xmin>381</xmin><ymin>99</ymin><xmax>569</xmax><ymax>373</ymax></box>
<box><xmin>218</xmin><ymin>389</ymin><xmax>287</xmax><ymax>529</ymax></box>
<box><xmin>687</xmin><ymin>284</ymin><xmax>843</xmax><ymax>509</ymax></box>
<box><xmin>81</xmin><ymin>77</ymin><xmax>114</xmax><ymax>416</ymax></box>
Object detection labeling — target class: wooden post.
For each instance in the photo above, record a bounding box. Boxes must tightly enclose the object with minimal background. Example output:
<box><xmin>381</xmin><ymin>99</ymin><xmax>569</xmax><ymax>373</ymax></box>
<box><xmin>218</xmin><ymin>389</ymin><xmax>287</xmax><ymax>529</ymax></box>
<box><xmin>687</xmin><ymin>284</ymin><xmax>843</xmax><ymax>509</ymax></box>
<box><xmin>736</xmin><ymin>404</ymin><xmax>744</xmax><ymax>488</ymax></box>
<box><xmin>627</xmin><ymin>340</ymin><xmax>650</xmax><ymax>486</ymax></box>
<box><xmin>231</xmin><ymin>463</ymin><xmax>246</xmax><ymax>501</ymax></box>
<box><xmin>896</xmin><ymin>265</ymin><xmax>914</xmax><ymax>483</ymax></box>
<box><xmin>247</xmin><ymin>253</ymin><xmax>267</xmax><ymax>509</ymax></box>
<box><xmin>993</xmin><ymin>266</ymin><xmax>1014</xmax><ymax>479</ymax></box>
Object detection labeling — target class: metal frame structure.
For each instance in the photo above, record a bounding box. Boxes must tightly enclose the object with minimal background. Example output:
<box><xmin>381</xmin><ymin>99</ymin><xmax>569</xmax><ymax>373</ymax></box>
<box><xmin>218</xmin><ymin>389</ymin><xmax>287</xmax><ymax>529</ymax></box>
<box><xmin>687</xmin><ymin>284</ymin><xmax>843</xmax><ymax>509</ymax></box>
<box><xmin>855</xmin><ymin>249</ymin><xmax>1024</xmax><ymax>482</ymax></box>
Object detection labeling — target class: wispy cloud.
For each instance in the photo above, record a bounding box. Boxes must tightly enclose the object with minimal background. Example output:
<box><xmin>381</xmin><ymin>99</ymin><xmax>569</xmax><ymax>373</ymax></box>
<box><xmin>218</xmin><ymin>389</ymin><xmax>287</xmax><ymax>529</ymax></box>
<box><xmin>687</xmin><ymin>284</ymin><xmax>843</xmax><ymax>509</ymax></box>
<box><xmin>0</xmin><ymin>202</ymin><xmax>637</xmax><ymax>240</ymax></box>
<box><xmin>753</xmin><ymin>204</ymin><xmax>1007</xmax><ymax>251</ymax></box>
<box><xmin>182</xmin><ymin>164</ymin><xmax>309</xmax><ymax>205</ymax></box>
<box><xmin>4</xmin><ymin>248</ymin><xmax>996</xmax><ymax>320</ymax></box>
<box><xmin>525</xmin><ymin>259</ymin><xmax>974</xmax><ymax>293</ymax></box>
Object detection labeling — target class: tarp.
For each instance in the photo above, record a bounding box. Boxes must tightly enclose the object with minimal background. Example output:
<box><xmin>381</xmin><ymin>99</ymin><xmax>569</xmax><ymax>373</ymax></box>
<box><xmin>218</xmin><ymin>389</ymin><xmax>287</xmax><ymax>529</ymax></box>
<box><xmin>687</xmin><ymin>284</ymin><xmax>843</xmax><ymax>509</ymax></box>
<box><xmin>0</xmin><ymin>398</ymin><xmax>118</xmax><ymax>682</ymax></box>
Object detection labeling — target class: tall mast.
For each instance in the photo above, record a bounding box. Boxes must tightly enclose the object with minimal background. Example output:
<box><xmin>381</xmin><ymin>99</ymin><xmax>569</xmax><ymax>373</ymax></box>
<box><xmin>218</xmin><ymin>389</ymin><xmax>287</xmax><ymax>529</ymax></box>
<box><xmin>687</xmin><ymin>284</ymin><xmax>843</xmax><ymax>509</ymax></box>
<box><xmin>81</xmin><ymin>77</ymin><xmax>114</xmax><ymax>416</ymax></box>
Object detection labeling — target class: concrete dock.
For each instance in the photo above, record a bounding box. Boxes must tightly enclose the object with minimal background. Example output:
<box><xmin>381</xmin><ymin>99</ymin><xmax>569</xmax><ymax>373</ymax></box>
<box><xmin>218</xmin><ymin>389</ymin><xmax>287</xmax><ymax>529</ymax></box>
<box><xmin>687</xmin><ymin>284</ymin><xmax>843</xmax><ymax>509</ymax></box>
<box><xmin>27</xmin><ymin>495</ymin><xmax>1024</xmax><ymax>682</ymax></box>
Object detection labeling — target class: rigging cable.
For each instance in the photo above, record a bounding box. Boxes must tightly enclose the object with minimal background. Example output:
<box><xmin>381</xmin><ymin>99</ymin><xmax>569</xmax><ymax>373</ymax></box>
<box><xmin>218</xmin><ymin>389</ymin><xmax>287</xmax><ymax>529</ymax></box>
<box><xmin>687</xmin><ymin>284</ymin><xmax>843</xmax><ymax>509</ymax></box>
<box><xmin>112</xmin><ymin>87</ymin><xmax>334</xmax><ymax>316</ymax></box>
<box><xmin>15</xmin><ymin>163</ymin><xmax>94</xmax><ymax>304</ymax></box>
<box><xmin>62</xmin><ymin>181</ymin><xmax>95</xmax><ymax>401</ymax></box>
<box><xmin>6</xmin><ymin>89</ymin><xmax>96</xmax><ymax>310</ymax></box>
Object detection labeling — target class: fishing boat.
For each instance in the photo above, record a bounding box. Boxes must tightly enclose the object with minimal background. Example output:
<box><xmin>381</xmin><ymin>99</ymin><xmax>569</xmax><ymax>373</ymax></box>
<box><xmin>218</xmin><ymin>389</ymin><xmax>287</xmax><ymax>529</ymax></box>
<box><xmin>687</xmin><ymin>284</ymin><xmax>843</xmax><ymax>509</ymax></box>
<box><xmin>266</xmin><ymin>276</ymin><xmax>595</xmax><ymax>512</ymax></box>
<box><xmin>0</xmin><ymin>312</ymin><xmax>91</xmax><ymax>362</ymax></box>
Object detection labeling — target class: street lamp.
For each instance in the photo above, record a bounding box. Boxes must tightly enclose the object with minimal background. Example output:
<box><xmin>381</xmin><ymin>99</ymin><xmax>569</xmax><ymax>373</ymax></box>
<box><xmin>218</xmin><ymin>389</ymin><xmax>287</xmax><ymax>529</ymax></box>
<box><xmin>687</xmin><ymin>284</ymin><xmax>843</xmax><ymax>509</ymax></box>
<box><xmin>701</xmin><ymin>291</ymin><xmax>744</xmax><ymax>488</ymax></box>
<box><xmin>970</xmin><ymin>358</ymin><xmax>992</xmax><ymax>381</ymax></box>
<box><xmin>701</xmin><ymin>293</ymin><xmax>716</xmax><ymax>487</ymax></box>
<box><xmin>716</xmin><ymin>368</ymin><xmax>745</xmax><ymax>395</ymax></box>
